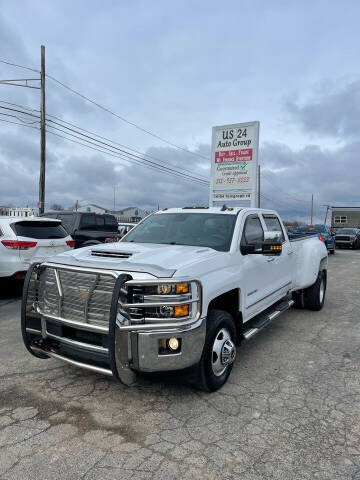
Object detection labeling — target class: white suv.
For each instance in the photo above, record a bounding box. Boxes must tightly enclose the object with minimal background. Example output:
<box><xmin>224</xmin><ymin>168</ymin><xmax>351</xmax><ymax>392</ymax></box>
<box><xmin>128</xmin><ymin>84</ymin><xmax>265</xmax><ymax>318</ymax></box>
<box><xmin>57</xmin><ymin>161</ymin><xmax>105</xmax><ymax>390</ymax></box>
<box><xmin>0</xmin><ymin>216</ymin><xmax>75</xmax><ymax>279</ymax></box>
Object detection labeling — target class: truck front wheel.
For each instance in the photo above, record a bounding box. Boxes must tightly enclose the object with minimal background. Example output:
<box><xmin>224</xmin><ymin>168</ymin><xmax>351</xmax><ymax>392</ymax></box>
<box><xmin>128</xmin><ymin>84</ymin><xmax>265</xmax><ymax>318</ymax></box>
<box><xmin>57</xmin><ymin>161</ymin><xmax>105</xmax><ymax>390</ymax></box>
<box><xmin>195</xmin><ymin>310</ymin><xmax>236</xmax><ymax>392</ymax></box>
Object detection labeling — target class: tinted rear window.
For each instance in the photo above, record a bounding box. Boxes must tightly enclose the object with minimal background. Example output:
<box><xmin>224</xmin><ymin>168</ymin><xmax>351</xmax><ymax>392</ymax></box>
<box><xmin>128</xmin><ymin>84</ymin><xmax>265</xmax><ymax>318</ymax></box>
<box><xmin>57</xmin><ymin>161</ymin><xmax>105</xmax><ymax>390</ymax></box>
<box><xmin>104</xmin><ymin>215</ymin><xmax>118</xmax><ymax>229</ymax></box>
<box><xmin>57</xmin><ymin>214</ymin><xmax>75</xmax><ymax>233</ymax></box>
<box><xmin>79</xmin><ymin>213</ymin><xmax>118</xmax><ymax>231</ymax></box>
<box><xmin>79</xmin><ymin>214</ymin><xmax>97</xmax><ymax>229</ymax></box>
<box><xmin>11</xmin><ymin>221</ymin><xmax>68</xmax><ymax>239</ymax></box>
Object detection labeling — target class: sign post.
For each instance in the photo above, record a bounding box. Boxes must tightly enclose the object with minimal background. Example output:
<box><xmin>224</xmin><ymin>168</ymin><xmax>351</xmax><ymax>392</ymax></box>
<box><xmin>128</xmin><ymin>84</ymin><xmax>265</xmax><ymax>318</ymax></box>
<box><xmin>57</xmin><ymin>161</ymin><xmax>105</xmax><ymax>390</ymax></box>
<box><xmin>209</xmin><ymin>121</ymin><xmax>260</xmax><ymax>207</ymax></box>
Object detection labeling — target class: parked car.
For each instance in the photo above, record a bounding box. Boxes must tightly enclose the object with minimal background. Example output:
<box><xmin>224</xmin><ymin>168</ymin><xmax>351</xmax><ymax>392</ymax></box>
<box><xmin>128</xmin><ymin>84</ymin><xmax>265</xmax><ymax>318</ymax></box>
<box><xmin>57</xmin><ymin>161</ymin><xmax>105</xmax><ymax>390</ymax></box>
<box><xmin>118</xmin><ymin>222</ymin><xmax>136</xmax><ymax>238</ymax></box>
<box><xmin>288</xmin><ymin>224</ymin><xmax>335</xmax><ymax>254</ymax></box>
<box><xmin>334</xmin><ymin>228</ymin><xmax>360</xmax><ymax>249</ymax></box>
<box><xmin>0</xmin><ymin>216</ymin><xmax>74</xmax><ymax>279</ymax></box>
<box><xmin>41</xmin><ymin>211</ymin><xmax>119</xmax><ymax>248</ymax></box>
<box><xmin>22</xmin><ymin>207</ymin><xmax>328</xmax><ymax>391</ymax></box>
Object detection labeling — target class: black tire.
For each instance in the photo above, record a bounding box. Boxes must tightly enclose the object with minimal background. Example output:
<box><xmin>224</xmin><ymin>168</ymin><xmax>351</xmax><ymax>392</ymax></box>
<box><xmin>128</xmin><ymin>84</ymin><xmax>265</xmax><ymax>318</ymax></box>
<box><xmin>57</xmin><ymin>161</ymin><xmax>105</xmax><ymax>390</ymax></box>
<box><xmin>329</xmin><ymin>248</ymin><xmax>335</xmax><ymax>254</ymax></box>
<box><xmin>303</xmin><ymin>270</ymin><xmax>327</xmax><ymax>311</ymax></box>
<box><xmin>195</xmin><ymin>310</ymin><xmax>236</xmax><ymax>392</ymax></box>
<box><xmin>292</xmin><ymin>290</ymin><xmax>304</xmax><ymax>309</ymax></box>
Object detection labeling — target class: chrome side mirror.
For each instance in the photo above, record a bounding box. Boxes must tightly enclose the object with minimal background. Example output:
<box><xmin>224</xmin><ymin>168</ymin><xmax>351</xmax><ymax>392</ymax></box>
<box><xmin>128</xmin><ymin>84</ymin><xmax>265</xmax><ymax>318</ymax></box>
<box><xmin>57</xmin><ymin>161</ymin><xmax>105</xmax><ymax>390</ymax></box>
<box><xmin>263</xmin><ymin>231</ymin><xmax>282</xmax><ymax>244</ymax></box>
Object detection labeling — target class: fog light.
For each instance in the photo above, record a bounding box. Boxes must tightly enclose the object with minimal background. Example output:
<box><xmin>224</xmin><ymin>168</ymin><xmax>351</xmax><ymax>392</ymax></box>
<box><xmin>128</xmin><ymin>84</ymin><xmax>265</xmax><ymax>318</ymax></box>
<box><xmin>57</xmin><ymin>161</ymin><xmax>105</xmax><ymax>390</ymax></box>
<box><xmin>167</xmin><ymin>338</ymin><xmax>179</xmax><ymax>351</ymax></box>
<box><xmin>174</xmin><ymin>304</ymin><xmax>189</xmax><ymax>317</ymax></box>
<box><xmin>159</xmin><ymin>305</ymin><xmax>174</xmax><ymax>317</ymax></box>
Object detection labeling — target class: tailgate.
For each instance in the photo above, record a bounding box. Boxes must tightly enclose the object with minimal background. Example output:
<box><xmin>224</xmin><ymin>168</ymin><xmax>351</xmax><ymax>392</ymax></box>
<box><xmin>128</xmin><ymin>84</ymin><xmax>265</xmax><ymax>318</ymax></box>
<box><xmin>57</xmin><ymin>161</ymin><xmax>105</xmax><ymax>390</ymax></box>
<box><xmin>11</xmin><ymin>219</ymin><xmax>72</xmax><ymax>265</ymax></box>
<box><xmin>18</xmin><ymin>236</ymin><xmax>71</xmax><ymax>265</ymax></box>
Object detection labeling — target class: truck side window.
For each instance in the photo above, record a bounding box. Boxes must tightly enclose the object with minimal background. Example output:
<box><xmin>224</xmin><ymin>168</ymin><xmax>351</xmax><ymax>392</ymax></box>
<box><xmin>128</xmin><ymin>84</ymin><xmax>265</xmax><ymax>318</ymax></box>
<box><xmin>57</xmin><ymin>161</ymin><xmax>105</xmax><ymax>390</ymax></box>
<box><xmin>263</xmin><ymin>215</ymin><xmax>285</xmax><ymax>242</ymax></box>
<box><xmin>79</xmin><ymin>214</ymin><xmax>96</xmax><ymax>229</ymax></box>
<box><xmin>242</xmin><ymin>215</ymin><xmax>264</xmax><ymax>246</ymax></box>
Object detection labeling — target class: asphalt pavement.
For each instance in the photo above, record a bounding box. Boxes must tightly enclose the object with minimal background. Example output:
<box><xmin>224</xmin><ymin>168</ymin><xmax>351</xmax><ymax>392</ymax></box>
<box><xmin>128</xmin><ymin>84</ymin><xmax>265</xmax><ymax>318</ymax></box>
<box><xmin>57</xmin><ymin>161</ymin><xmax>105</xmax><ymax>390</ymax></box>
<box><xmin>0</xmin><ymin>250</ymin><xmax>359</xmax><ymax>479</ymax></box>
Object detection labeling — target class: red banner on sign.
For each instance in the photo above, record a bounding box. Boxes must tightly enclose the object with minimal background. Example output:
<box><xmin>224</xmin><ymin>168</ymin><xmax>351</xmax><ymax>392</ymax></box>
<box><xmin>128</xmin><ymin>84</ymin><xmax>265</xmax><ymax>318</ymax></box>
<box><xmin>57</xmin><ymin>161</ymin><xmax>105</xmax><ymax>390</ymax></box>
<box><xmin>215</xmin><ymin>149</ymin><xmax>253</xmax><ymax>163</ymax></box>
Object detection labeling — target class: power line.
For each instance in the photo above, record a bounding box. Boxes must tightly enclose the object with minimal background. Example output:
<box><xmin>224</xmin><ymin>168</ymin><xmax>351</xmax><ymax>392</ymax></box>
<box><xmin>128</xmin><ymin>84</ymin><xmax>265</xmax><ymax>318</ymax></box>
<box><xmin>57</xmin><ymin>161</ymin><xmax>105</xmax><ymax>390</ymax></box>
<box><xmin>260</xmin><ymin>193</ymin><xmax>287</xmax><ymax>207</ymax></box>
<box><xmin>0</xmin><ymin>104</ymin><xmax>40</xmax><ymax>120</ymax></box>
<box><xmin>45</xmin><ymin>111</ymin><xmax>209</xmax><ymax>180</ymax></box>
<box><xmin>0</xmin><ymin>102</ymin><xmax>209</xmax><ymax>184</ymax></box>
<box><xmin>45</xmin><ymin>118</ymin><xmax>209</xmax><ymax>184</ymax></box>
<box><xmin>0</xmin><ymin>112</ymin><xmax>40</xmax><ymax>124</ymax></box>
<box><xmin>0</xmin><ymin>59</ymin><xmax>40</xmax><ymax>74</ymax></box>
<box><xmin>46</xmin><ymin>128</ymin><xmax>209</xmax><ymax>186</ymax></box>
<box><xmin>0</xmin><ymin>117</ymin><xmax>40</xmax><ymax>130</ymax></box>
<box><xmin>0</xmin><ymin>115</ymin><xmax>208</xmax><ymax>186</ymax></box>
<box><xmin>46</xmin><ymin>72</ymin><xmax>209</xmax><ymax>161</ymax></box>
<box><xmin>261</xmin><ymin>172</ymin><xmax>311</xmax><ymax>204</ymax></box>
<box><xmin>0</xmin><ymin>99</ymin><xmax>40</xmax><ymax>112</ymax></box>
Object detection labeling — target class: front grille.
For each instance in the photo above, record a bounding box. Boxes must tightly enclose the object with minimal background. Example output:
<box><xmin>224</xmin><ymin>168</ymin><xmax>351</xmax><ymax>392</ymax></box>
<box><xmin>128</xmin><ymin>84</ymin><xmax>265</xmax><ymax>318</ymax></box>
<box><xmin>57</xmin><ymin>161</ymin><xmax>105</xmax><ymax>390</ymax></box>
<box><xmin>336</xmin><ymin>236</ymin><xmax>350</xmax><ymax>241</ymax></box>
<box><xmin>38</xmin><ymin>267</ymin><xmax>116</xmax><ymax>327</ymax></box>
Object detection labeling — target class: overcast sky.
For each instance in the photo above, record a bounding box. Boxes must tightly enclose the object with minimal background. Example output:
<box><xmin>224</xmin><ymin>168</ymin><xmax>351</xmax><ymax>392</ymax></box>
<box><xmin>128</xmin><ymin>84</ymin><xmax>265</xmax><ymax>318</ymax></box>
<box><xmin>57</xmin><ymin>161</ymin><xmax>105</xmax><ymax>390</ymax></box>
<box><xmin>0</xmin><ymin>0</ymin><xmax>359</xmax><ymax>221</ymax></box>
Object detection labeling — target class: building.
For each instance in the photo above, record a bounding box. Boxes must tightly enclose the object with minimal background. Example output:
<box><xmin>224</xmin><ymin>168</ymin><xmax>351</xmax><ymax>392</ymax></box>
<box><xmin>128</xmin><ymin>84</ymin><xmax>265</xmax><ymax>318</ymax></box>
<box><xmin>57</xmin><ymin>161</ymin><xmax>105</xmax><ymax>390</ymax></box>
<box><xmin>76</xmin><ymin>204</ymin><xmax>147</xmax><ymax>222</ymax></box>
<box><xmin>331</xmin><ymin>207</ymin><xmax>360</xmax><ymax>231</ymax></box>
<box><xmin>0</xmin><ymin>205</ymin><xmax>10</xmax><ymax>216</ymax></box>
<box><xmin>76</xmin><ymin>204</ymin><xmax>107</xmax><ymax>214</ymax></box>
<box><xmin>107</xmin><ymin>207</ymin><xmax>147</xmax><ymax>223</ymax></box>
<box><xmin>1</xmin><ymin>206</ymin><xmax>36</xmax><ymax>217</ymax></box>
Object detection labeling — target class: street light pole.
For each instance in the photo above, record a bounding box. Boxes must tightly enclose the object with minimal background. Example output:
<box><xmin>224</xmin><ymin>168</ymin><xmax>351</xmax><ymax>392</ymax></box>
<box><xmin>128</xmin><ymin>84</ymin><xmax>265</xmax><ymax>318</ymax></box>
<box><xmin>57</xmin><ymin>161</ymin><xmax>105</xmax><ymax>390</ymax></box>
<box><xmin>38</xmin><ymin>45</ymin><xmax>46</xmax><ymax>215</ymax></box>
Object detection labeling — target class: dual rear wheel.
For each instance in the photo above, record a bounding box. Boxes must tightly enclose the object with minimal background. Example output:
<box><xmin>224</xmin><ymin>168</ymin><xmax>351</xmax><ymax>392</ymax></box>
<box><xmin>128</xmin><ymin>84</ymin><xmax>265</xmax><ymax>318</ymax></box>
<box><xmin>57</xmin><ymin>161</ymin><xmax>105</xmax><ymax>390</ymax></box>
<box><xmin>292</xmin><ymin>270</ymin><xmax>327</xmax><ymax>311</ymax></box>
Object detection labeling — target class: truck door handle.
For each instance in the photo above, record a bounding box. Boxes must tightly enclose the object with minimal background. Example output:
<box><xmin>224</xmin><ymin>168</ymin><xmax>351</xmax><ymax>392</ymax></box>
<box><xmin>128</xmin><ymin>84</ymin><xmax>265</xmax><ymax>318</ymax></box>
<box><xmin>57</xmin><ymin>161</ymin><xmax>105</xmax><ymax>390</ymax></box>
<box><xmin>267</xmin><ymin>257</ymin><xmax>275</xmax><ymax>262</ymax></box>
<box><xmin>287</xmin><ymin>251</ymin><xmax>293</xmax><ymax>255</ymax></box>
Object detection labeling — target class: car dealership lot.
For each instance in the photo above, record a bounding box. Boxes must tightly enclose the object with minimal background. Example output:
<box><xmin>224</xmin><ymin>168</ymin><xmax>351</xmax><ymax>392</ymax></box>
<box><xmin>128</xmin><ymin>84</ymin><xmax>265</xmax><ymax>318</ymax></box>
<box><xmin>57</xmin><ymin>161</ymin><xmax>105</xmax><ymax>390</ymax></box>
<box><xmin>0</xmin><ymin>251</ymin><xmax>359</xmax><ymax>480</ymax></box>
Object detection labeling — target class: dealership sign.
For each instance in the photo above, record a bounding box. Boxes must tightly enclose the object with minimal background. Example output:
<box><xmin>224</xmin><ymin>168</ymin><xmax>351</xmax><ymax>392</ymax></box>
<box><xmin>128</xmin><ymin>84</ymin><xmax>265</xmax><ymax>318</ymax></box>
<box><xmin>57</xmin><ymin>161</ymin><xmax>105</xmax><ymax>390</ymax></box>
<box><xmin>209</xmin><ymin>121</ymin><xmax>259</xmax><ymax>206</ymax></box>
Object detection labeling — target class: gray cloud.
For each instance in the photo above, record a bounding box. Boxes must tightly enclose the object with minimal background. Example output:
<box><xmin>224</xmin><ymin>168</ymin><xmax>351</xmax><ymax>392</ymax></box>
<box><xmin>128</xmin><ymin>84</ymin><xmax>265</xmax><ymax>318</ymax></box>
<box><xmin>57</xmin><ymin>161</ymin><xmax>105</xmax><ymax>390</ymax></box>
<box><xmin>0</xmin><ymin>1</ymin><xmax>359</xmax><ymax>224</ymax></box>
<box><xmin>286</xmin><ymin>81</ymin><xmax>360</xmax><ymax>139</ymax></box>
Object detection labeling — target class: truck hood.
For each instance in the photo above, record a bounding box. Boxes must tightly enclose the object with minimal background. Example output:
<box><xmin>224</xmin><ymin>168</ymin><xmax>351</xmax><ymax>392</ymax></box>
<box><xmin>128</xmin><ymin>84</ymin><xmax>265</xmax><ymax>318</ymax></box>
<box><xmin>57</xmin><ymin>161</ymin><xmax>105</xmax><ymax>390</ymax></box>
<box><xmin>44</xmin><ymin>242</ymin><xmax>220</xmax><ymax>278</ymax></box>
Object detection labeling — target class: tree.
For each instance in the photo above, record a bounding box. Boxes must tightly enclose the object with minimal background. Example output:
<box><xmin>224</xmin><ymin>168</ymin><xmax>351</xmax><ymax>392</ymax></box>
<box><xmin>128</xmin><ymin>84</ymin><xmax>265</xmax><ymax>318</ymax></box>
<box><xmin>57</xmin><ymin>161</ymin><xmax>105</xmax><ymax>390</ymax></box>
<box><xmin>50</xmin><ymin>203</ymin><xmax>64</xmax><ymax>211</ymax></box>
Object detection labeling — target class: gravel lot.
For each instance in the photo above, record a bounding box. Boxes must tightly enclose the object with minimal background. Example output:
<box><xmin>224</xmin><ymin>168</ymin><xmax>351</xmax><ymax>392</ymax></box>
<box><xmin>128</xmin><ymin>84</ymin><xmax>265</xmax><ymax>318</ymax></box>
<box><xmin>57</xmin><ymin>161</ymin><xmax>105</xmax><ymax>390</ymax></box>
<box><xmin>0</xmin><ymin>250</ymin><xmax>359</xmax><ymax>480</ymax></box>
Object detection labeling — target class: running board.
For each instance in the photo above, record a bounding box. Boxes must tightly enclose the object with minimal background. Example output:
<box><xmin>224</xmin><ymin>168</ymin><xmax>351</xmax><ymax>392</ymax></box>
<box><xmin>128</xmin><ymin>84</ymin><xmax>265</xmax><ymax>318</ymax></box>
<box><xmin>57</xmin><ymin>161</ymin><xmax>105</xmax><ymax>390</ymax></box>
<box><xmin>243</xmin><ymin>299</ymin><xmax>295</xmax><ymax>341</ymax></box>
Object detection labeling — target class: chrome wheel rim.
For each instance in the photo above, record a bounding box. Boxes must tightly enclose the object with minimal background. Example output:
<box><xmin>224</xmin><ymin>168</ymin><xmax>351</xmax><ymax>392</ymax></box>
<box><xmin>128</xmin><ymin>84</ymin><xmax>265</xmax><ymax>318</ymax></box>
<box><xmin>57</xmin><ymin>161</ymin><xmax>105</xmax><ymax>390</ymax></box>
<box><xmin>211</xmin><ymin>328</ymin><xmax>236</xmax><ymax>377</ymax></box>
<box><xmin>319</xmin><ymin>277</ymin><xmax>325</xmax><ymax>304</ymax></box>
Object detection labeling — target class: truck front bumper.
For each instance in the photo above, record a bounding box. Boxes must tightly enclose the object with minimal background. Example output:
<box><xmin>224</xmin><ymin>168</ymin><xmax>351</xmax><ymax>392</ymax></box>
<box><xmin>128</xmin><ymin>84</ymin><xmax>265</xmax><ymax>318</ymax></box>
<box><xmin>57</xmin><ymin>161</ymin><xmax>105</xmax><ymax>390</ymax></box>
<box><xmin>29</xmin><ymin>316</ymin><xmax>206</xmax><ymax>379</ymax></box>
<box><xmin>22</xmin><ymin>264</ymin><xmax>206</xmax><ymax>385</ymax></box>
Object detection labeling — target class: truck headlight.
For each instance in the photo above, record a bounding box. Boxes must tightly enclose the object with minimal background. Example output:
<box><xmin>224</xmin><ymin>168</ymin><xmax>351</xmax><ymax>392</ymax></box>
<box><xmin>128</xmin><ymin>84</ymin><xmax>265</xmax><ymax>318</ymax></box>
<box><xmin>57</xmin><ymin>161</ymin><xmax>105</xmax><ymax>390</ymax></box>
<box><xmin>156</xmin><ymin>283</ymin><xmax>189</xmax><ymax>295</ymax></box>
<box><xmin>124</xmin><ymin>280</ymin><xmax>200</xmax><ymax>323</ymax></box>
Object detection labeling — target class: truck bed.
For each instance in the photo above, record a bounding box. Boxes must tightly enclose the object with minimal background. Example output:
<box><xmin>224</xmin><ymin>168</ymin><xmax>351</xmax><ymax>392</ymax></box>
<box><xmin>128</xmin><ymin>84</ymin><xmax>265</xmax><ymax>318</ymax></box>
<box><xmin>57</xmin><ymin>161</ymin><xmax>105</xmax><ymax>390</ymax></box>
<box><xmin>289</xmin><ymin>233</ymin><xmax>317</xmax><ymax>241</ymax></box>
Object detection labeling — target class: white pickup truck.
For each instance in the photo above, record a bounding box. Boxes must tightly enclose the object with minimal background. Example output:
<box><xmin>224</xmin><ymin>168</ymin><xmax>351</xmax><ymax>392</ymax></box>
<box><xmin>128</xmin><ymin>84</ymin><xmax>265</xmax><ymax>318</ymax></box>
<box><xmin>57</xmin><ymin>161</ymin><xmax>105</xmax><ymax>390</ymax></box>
<box><xmin>21</xmin><ymin>207</ymin><xmax>328</xmax><ymax>391</ymax></box>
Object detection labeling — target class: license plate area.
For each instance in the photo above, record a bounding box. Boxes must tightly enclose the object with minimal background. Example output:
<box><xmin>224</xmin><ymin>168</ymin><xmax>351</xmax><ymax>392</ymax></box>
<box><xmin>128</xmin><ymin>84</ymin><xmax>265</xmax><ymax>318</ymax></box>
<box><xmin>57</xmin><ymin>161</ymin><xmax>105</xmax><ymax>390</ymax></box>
<box><xmin>46</xmin><ymin>321</ymin><xmax>108</xmax><ymax>349</ymax></box>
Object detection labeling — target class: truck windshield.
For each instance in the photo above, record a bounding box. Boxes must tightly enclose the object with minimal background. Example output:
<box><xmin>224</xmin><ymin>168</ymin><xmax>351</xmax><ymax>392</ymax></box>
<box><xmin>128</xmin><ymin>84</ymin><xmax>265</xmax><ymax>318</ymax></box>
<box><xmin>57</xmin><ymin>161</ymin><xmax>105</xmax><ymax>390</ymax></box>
<box><xmin>122</xmin><ymin>213</ymin><xmax>237</xmax><ymax>251</ymax></box>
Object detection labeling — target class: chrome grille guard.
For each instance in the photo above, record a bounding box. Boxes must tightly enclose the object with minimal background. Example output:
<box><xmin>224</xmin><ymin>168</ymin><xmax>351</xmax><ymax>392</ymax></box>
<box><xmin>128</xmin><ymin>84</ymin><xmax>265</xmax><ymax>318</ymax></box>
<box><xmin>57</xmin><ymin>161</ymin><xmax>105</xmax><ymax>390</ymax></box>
<box><xmin>32</xmin><ymin>262</ymin><xmax>202</xmax><ymax>332</ymax></box>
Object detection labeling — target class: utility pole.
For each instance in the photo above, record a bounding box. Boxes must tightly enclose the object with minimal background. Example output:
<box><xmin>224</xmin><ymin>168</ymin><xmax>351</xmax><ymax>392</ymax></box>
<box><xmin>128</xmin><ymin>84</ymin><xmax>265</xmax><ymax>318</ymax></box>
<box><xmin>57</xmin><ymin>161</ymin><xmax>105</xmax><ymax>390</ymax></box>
<box><xmin>257</xmin><ymin>165</ymin><xmax>261</xmax><ymax>208</ymax></box>
<box><xmin>38</xmin><ymin>45</ymin><xmax>46</xmax><ymax>215</ymax></box>
<box><xmin>310</xmin><ymin>194</ymin><xmax>314</xmax><ymax>224</ymax></box>
<box><xmin>75</xmin><ymin>200</ymin><xmax>78</xmax><ymax>212</ymax></box>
